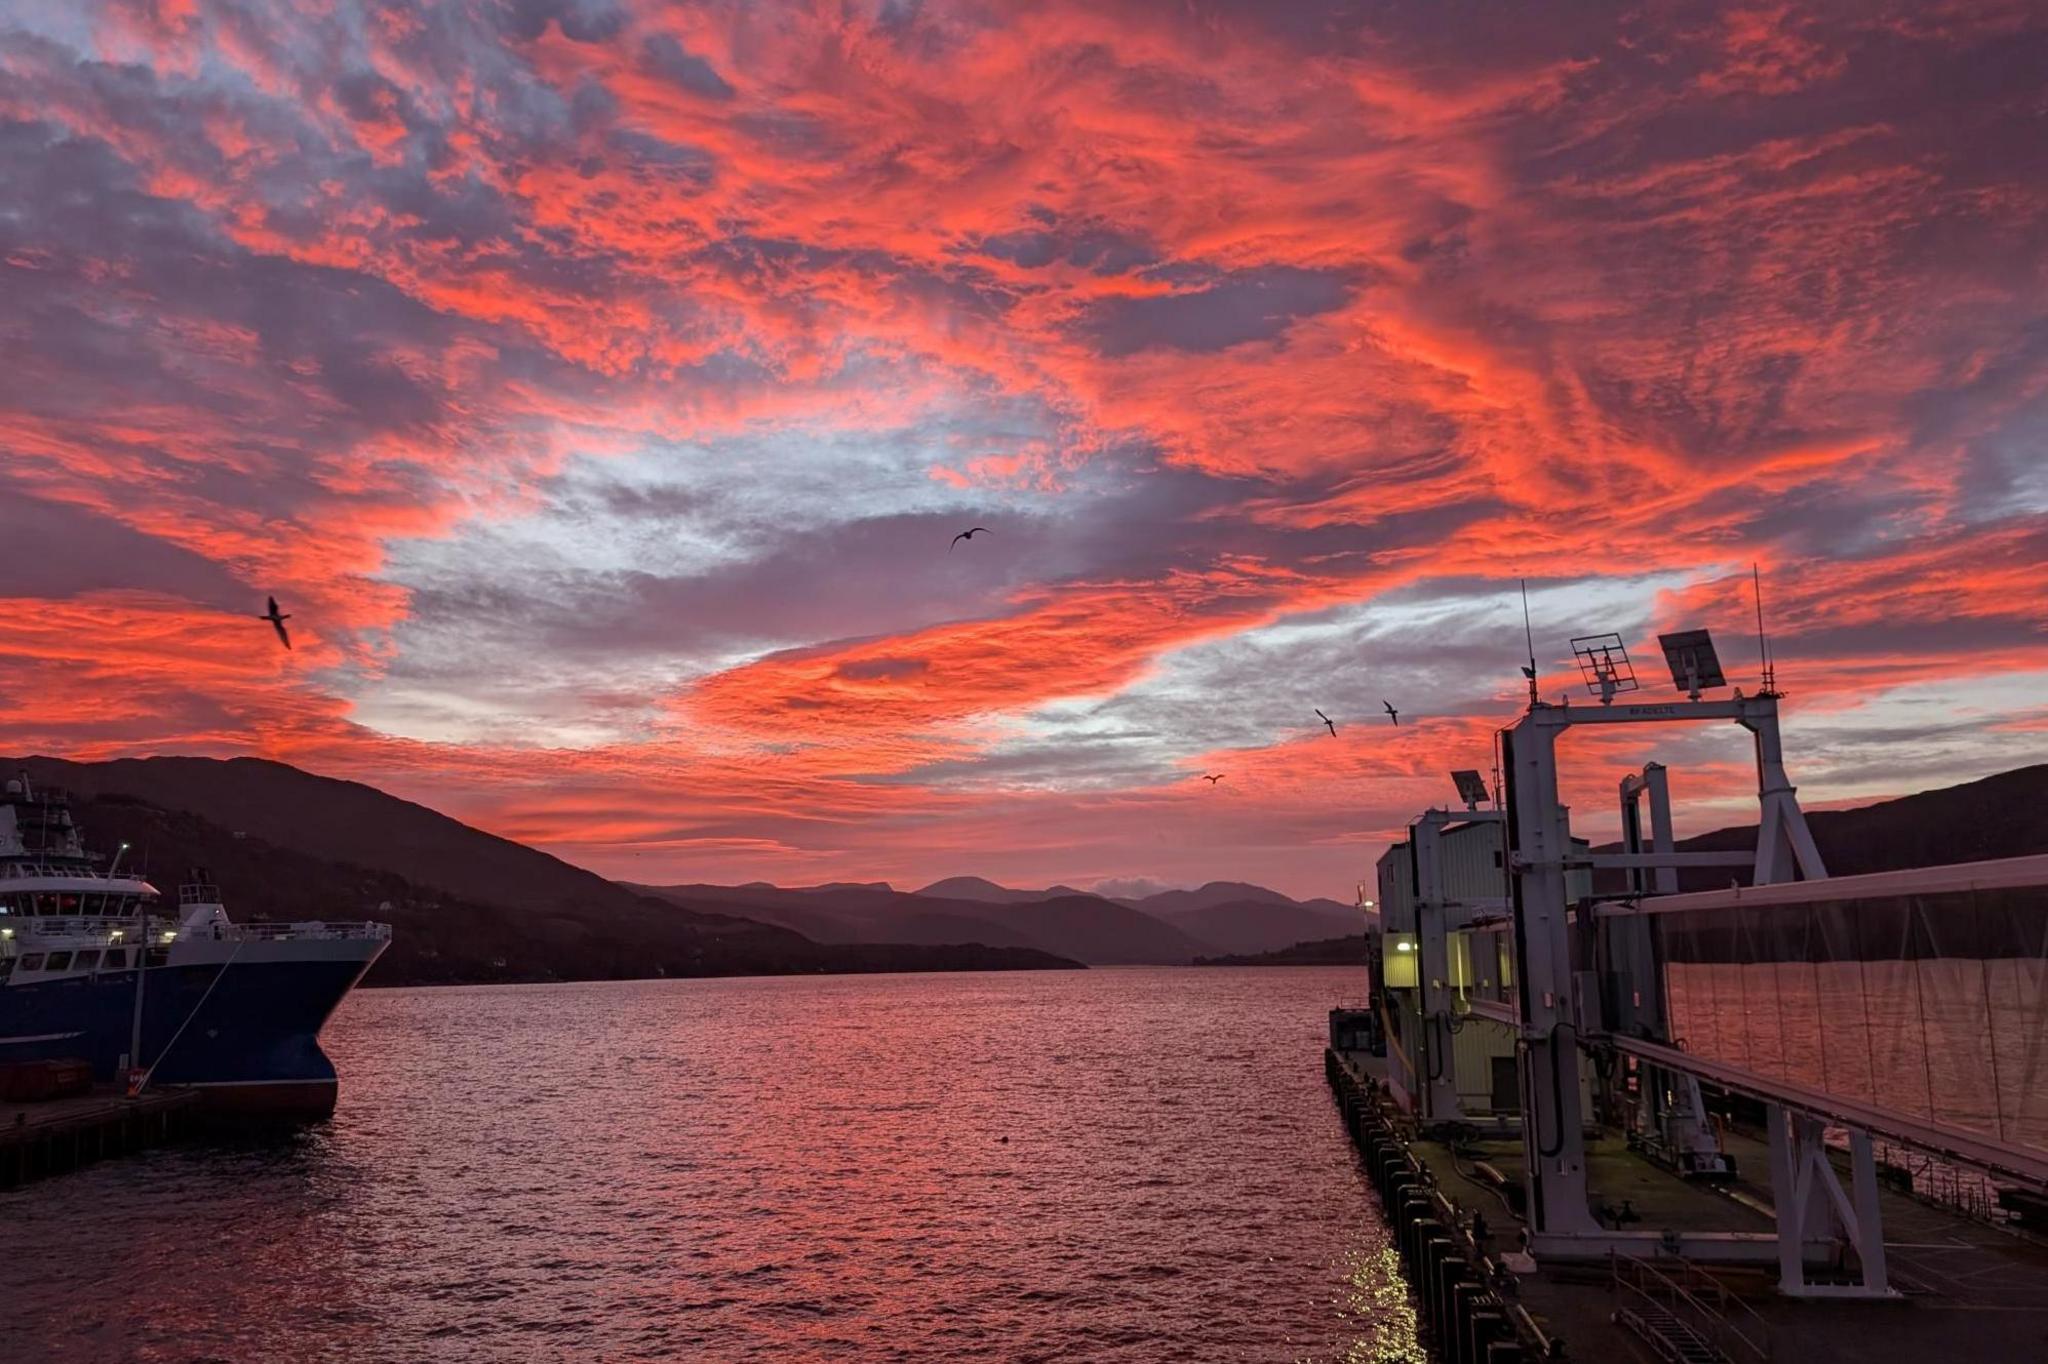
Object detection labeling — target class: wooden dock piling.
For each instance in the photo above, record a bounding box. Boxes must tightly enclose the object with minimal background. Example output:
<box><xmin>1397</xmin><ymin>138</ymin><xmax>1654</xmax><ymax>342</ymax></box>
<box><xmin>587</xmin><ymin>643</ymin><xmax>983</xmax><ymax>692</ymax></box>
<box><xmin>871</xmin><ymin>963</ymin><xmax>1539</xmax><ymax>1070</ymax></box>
<box><xmin>0</xmin><ymin>1086</ymin><xmax>199</xmax><ymax>1190</ymax></box>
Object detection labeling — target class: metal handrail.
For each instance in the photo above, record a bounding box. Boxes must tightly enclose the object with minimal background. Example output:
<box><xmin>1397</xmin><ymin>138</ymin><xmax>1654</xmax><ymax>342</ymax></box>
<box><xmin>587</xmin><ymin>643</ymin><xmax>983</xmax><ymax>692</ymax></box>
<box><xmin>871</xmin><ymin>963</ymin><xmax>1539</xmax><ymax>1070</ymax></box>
<box><xmin>222</xmin><ymin>921</ymin><xmax>392</xmax><ymax>941</ymax></box>
<box><xmin>0</xmin><ymin>915</ymin><xmax>391</xmax><ymax>942</ymax></box>
<box><xmin>1656</xmin><ymin>1254</ymin><xmax>1771</xmax><ymax>1358</ymax></box>
<box><xmin>1611</xmin><ymin>1252</ymin><xmax>1770</xmax><ymax>1362</ymax></box>
<box><xmin>0</xmin><ymin>862</ymin><xmax>144</xmax><ymax>881</ymax></box>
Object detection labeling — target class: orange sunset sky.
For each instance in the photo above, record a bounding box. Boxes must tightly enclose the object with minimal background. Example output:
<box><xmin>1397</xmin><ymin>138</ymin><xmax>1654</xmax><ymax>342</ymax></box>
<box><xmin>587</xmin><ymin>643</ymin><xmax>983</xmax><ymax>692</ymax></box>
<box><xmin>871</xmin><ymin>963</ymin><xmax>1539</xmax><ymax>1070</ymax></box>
<box><xmin>1</xmin><ymin>0</ymin><xmax>2043</xmax><ymax>897</ymax></box>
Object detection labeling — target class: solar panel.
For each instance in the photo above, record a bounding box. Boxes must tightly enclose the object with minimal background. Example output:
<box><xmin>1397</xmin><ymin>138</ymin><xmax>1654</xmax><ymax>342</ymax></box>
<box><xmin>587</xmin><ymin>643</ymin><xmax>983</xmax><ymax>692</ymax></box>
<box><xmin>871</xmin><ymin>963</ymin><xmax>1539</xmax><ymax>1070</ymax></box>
<box><xmin>1451</xmin><ymin>769</ymin><xmax>1490</xmax><ymax>807</ymax></box>
<box><xmin>1659</xmin><ymin>629</ymin><xmax>1726</xmax><ymax>698</ymax></box>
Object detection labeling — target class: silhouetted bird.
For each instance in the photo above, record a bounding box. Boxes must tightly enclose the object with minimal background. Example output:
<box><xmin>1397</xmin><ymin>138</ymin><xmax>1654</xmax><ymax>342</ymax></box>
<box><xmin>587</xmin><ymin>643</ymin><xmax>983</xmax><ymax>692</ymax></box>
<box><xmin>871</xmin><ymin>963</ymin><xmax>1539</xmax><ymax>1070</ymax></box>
<box><xmin>259</xmin><ymin>596</ymin><xmax>292</xmax><ymax>650</ymax></box>
<box><xmin>1202</xmin><ymin>773</ymin><xmax>1225</xmax><ymax>785</ymax></box>
<box><xmin>1315</xmin><ymin>708</ymin><xmax>1336</xmax><ymax>737</ymax></box>
<box><xmin>950</xmin><ymin>526</ymin><xmax>990</xmax><ymax>550</ymax></box>
<box><xmin>1383</xmin><ymin>700</ymin><xmax>1399</xmax><ymax>725</ymax></box>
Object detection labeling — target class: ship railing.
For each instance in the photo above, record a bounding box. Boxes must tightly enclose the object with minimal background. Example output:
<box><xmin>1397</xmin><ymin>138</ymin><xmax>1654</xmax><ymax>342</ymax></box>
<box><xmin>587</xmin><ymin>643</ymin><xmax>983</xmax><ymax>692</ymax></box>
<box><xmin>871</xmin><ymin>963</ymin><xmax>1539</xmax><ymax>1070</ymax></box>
<box><xmin>0</xmin><ymin>862</ymin><xmax>127</xmax><ymax>880</ymax></box>
<box><xmin>0</xmin><ymin>915</ymin><xmax>392</xmax><ymax>942</ymax></box>
<box><xmin>0</xmin><ymin>915</ymin><xmax>156</xmax><ymax>937</ymax></box>
<box><xmin>222</xmin><ymin>921</ymin><xmax>394</xmax><ymax>942</ymax></box>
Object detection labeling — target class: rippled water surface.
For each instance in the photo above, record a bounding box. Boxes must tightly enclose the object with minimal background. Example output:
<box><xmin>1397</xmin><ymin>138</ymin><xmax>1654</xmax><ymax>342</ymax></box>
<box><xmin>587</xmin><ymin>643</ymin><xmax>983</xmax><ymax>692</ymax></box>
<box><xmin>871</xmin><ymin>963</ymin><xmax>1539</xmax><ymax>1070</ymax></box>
<box><xmin>3</xmin><ymin>967</ymin><xmax>1418</xmax><ymax>1363</ymax></box>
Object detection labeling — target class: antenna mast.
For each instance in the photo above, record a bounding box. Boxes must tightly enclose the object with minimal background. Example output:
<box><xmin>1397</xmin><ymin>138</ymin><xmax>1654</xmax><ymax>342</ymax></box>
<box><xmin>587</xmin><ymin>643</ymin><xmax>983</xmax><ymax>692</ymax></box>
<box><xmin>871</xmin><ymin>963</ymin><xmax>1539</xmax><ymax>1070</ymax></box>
<box><xmin>1752</xmin><ymin>563</ymin><xmax>1777</xmax><ymax>696</ymax></box>
<box><xmin>1520</xmin><ymin>578</ymin><xmax>1540</xmax><ymax>707</ymax></box>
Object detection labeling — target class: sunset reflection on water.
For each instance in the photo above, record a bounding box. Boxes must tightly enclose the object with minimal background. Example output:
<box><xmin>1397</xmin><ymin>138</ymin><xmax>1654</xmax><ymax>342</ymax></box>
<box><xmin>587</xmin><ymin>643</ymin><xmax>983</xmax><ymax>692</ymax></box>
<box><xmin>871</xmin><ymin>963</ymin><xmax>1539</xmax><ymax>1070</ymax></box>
<box><xmin>4</xmin><ymin>967</ymin><xmax>1411</xmax><ymax>1362</ymax></box>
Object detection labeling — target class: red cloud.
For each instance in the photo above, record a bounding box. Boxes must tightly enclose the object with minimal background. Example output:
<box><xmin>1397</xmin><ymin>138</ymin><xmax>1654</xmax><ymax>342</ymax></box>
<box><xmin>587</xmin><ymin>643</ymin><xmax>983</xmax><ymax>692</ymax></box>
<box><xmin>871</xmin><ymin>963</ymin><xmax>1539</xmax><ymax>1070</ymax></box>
<box><xmin>0</xmin><ymin>1</ymin><xmax>2040</xmax><ymax>895</ymax></box>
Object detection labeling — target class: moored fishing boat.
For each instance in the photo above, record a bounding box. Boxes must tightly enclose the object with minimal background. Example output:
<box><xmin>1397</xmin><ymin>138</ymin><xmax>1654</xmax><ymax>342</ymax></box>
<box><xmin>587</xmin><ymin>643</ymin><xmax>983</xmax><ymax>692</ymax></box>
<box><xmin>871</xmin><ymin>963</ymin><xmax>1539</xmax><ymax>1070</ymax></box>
<box><xmin>0</xmin><ymin>775</ymin><xmax>389</xmax><ymax>1118</ymax></box>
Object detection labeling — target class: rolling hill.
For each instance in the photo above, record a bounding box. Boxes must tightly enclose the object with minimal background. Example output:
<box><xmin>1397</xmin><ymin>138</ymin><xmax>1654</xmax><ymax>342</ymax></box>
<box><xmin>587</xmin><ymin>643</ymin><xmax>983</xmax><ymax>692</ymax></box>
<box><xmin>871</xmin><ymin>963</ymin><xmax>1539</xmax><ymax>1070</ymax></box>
<box><xmin>1157</xmin><ymin>898</ymin><xmax>1362</xmax><ymax>956</ymax></box>
<box><xmin>634</xmin><ymin>875</ymin><xmax>1365</xmax><ymax>963</ymax></box>
<box><xmin>1589</xmin><ymin>763</ymin><xmax>2048</xmax><ymax>892</ymax></box>
<box><xmin>7</xmin><ymin>756</ymin><xmax>1079</xmax><ymax>985</ymax></box>
<box><xmin>912</xmin><ymin>875</ymin><xmax>1090</xmax><ymax>904</ymax></box>
<box><xmin>1195</xmin><ymin>935</ymin><xmax>1370</xmax><ymax>967</ymax></box>
<box><xmin>631</xmin><ymin>881</ymin><xmax>1210</xmax><ymax>964</ymax></box>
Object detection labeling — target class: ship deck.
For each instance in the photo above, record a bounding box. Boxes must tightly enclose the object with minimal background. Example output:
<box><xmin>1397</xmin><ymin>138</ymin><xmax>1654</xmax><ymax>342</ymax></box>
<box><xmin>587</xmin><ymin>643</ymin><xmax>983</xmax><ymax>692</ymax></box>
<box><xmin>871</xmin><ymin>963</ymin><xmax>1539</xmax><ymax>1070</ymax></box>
<box><xmin>1336</xmin><ymin>1049</ymin><xmax>2048</xmax><ymax>1363</ymax></box>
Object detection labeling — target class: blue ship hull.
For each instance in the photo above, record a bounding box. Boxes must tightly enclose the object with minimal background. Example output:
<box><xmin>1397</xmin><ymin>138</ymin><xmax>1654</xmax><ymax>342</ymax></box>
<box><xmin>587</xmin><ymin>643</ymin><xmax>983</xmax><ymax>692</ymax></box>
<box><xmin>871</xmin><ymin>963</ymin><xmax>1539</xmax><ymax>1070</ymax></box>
<box><xmin>0</xmin><ymin>956</ymin><xmax>376</xmax><ymax>1117</ymax></box>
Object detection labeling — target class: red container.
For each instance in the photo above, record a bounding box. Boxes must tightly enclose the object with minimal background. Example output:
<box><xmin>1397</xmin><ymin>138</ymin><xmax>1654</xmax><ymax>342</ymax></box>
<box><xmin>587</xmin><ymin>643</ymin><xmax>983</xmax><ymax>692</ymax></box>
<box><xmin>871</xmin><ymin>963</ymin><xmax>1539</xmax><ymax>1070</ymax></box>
<box><xmin>0</xmin><ymin>1058</ymin><xmax>94</xmax><ymax>1102</ymax></box>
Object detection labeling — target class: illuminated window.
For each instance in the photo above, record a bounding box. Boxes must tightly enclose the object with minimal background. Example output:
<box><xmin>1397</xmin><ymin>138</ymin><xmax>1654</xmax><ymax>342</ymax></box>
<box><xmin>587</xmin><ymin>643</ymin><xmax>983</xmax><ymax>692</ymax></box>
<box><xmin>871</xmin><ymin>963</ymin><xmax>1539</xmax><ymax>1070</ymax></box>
<box><xmin>1383</xmin><ymin>934</ymin><xmax>1420</xmax><ymax>989</ymax></box>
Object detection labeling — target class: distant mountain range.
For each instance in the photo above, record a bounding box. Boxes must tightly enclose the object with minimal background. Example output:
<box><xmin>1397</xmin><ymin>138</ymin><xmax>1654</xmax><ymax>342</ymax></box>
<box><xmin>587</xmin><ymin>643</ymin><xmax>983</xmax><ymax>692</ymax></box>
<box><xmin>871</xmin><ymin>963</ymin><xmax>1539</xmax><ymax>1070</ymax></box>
<box><xmin>6</xmin><ymin>756</ymin><xmax>1079</xmax><ymax>985</ymax></box>
<box><xmin>1195</xmin><ymin>935</ymin><xmax>1370</xmax><ymax>967</ymax></box>
<box><xmin>11</xmin><ymin>754</ymin><xmax>2041</xmax><ymax>986</ymax></box>
<box><xmin>629</xmin><ymin>875</ymin><xmax>1364</xmax><ymax>965</ymax></box>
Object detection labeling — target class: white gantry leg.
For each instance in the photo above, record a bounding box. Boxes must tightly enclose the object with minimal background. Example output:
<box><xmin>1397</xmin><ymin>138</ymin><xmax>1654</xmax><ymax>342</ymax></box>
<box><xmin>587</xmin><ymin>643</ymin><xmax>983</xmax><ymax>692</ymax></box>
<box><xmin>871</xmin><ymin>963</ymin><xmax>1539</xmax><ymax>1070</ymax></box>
<box><xmin>1768</xmin><ymin>1105</ymin><xmax>1894</xmax><ymax>1297</ymax></box>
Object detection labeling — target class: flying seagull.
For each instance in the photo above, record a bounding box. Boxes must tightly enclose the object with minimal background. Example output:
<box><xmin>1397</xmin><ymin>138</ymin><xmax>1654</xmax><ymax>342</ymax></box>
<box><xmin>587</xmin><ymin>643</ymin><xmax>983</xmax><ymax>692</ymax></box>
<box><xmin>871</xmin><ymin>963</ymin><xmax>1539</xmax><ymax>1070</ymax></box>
<box><xmin>1201</xmin><ymin>773</ymin><xmax>1225</xmax><ymax>785</ymax></box>
<box><xmin>950</xmin><ymin>526</ymin><xmax>990</xmax><ymax>551</ymax></box>
<box><xmin>1383</xmin><ymin>700</ymin><xmax>1399</xmax><ymax>726</ymax></box>
<box><xmin>259</xmin><ymin>596</ymin><xmax>292</xmax><ymax>651</ymax></box>
<box><xmin>1315</xmin><ymin>708</ymin><xmax>1336</xmax><ymax>737</ymax></box>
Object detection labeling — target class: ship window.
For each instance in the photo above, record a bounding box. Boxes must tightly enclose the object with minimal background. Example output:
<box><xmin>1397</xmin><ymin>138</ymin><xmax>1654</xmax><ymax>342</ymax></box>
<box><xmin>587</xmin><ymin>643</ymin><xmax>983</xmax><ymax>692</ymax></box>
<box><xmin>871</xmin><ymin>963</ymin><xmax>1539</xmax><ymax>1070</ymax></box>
<box><xmin>18</xmin><ymin>953</ymin><xmax>46</xmax><ymax>971</ymax></box>
<box><xmin>72</xmin><ymin>949</ymin><xmax>100</xmax><ymax>970</ymax></box>
<box><xmin>146</xmin><ymin>946</ymin><xmax>170</xmax><ymax>968</ymax></box>
<box><xmin>101</xmin><ymin>948</ymin><xmax>127</xmax><ymax>969</ymax></box>
<box><xmin>43</xmin><ymin>951</ymin><xmax>72</xmax><ymax>971</ymax></box>
<box><xmin>57</xmin><ymin>894</ymin><xmax>80</xmax><ymax>915</ymax></box>
<box><xmin>0</xmin><ymin>958</ymin><xmax>11</xmax><ymax>978</ymax></box>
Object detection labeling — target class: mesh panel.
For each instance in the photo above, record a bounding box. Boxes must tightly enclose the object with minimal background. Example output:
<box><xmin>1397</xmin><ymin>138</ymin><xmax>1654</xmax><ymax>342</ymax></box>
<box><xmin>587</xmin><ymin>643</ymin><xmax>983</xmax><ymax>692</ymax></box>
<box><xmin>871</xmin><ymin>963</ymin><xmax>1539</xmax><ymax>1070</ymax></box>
<box><xmin>1659</xmin><ymin>885</ymin><xmax>2048</xmax><ymax>1154</ymax></box>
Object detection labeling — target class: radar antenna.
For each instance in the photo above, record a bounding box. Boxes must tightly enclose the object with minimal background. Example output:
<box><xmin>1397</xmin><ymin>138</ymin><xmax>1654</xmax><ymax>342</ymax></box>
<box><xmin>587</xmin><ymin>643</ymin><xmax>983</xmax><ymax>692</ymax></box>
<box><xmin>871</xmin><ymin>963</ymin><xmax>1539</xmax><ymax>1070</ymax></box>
<box><xmin>1570</xmin><ymin>633</ymin><xmax>1638</xmax><ymax>706</ymax></box>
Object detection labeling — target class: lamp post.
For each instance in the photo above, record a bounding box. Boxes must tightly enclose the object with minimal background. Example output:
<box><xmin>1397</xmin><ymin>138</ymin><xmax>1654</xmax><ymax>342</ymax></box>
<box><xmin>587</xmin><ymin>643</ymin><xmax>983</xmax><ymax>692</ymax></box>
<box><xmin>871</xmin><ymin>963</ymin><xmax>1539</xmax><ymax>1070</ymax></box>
<box><xmin>122</xmin><ymin>846</ymin><xmax>149</xmax><ymax>1095</ymax></box>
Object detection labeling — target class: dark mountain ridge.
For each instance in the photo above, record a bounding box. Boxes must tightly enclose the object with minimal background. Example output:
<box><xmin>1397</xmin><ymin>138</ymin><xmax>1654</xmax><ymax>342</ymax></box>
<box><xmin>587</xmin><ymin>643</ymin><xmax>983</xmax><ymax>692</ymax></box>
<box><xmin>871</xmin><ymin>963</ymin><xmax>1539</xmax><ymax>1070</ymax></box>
<box><xmin>636</xmin><ymin>870</ymin><xmax>1368</xmax><ymax>962</ymax></box>
<box><xmin>632</xmin><ymin>881</ymin><xmax>1211</xmax><ymax>964</ymax></box>
<box><xmin>1590</xmin><ymin>763</ymin><xmax>2048</xmax><ymax>892</ymax></box>
<box><xmin>5</xmin><ymin>756</ymin><xmax>1079</xmax><ymax>984</ymax></box>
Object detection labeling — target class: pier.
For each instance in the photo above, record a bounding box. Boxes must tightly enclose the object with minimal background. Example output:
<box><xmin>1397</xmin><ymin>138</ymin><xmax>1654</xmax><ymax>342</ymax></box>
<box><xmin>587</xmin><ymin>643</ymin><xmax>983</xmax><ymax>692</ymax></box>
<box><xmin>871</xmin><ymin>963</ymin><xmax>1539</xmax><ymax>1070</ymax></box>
<box><xmin>1336</xmin><ymin>627</ymin><xmax>2048</xmax><ymax>1362</ymax></box>
<box><xmin>1328</xmin><ymin>1044</ymin><xmax>2048</xmax><ymax>1363</ymax></box>
<box><xmin>0</xmin><ymin>1086</ymin><xmax>199</xmax><ymax>1190</ymax></box>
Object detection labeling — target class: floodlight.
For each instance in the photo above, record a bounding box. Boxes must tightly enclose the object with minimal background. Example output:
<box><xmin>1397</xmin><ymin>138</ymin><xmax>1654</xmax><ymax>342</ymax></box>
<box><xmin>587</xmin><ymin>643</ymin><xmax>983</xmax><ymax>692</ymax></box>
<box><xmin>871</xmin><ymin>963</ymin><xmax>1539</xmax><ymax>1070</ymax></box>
<box><xmin>1451</xmin><ymin>769</ymin><xmax>1490</xmax><ymax>808</ymax></box>
<box><xmin>1570</xmin><ymin>633</ymin><xmax>1639</xmax><ymax>704</ymax></box>
<box><xmin>1658</xmin><ymin>629</ymin><xmax>1726</xmax><ymax>699</ymax></box>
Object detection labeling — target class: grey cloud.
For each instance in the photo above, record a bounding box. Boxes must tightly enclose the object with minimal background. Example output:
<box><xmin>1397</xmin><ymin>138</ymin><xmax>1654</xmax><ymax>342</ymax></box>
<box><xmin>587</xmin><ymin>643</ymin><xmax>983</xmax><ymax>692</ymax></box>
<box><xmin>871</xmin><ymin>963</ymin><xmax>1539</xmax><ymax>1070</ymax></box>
<box><xmin>0</xmin><ymin>494</ymin><xmax>250</xmax><ymax>605</ymax></box>
<box><xmin>497</xmin><ymin>0</ymin><xmax>626</xmax><ymax>44</ymax></box>
<box><xmin>640</xmin><ymin>34</ymin><xmax>735</xmax><ymax>100</ymax></box>
<box><xmin>1082</xmin><ymin>266</ymin><xmax>1352</xmax><ymax>356</ymax></box>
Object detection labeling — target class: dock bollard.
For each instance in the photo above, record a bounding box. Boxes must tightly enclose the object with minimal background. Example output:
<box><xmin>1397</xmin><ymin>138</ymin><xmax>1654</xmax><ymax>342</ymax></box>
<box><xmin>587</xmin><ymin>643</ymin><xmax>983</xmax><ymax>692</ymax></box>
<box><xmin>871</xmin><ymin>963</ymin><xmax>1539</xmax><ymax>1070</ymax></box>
<box><xmin>1329</xmin><ymin>1048</ymin><xmax>1547</xmax><ymax>1364</ymax></box>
